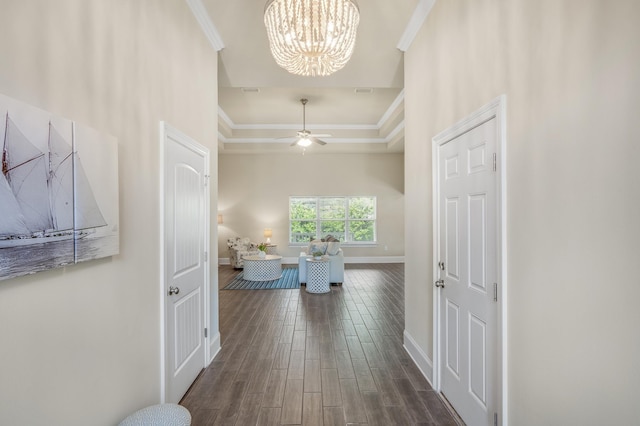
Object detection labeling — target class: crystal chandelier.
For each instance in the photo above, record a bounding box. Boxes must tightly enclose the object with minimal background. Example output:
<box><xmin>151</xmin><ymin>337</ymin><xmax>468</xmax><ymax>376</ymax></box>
<box><xmin>264</xmin><ymin>0</ymin><xmax>360</xmax><ymax>77</ymax></box>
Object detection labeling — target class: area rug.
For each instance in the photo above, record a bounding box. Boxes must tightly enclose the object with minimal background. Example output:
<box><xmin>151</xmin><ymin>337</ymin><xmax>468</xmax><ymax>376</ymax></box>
<box><xmin>223</xmin><ymin>267</ymin><xmax>300</xmax><ymax>290</ymax></box>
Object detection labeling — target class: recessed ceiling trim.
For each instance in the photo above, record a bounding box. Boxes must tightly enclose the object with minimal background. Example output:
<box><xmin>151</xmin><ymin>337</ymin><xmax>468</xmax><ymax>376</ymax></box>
<box><xmin>218</xmin><ymin>106</ymin><xmax>234</xmax><ymax>128</ymax></box>
<box><xmin>387</xmin><ymin>120</ymin><xmax>405</xmax><ymax>141</ymax></box>
<box><xmin>230</xmin><ymin>123</ymin><xmax>379</xmax><ymax>131</ymax></box>
<box><xmin>396</xmin><ymin>0</ymin><xmax>436</xmax><ymax>52</ymax></box>
<box><xmin>218</xmin><ymin>128</ymin><xmax>405</xmax><ymax>145</ymax></box>
<box><xmin>377</xmin><ymin>89</ymin><xmax>405</xmax><ymax>128</ymax></box>
<box><xmin>185</xmin><ymin>0</ymin><xmax>225</xmax><ymax>51</ymax></box>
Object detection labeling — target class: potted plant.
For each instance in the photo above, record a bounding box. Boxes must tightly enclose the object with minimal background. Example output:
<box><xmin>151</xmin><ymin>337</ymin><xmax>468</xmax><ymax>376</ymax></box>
<box><xmin>257</xmin><ymin>242</ymin><xmax>268</xmax><ymax>257</ymax></box>
<box><xmin>312</xmin><ymin>251</ymin><xmax>323</xmax><ymax>260</ymax></box>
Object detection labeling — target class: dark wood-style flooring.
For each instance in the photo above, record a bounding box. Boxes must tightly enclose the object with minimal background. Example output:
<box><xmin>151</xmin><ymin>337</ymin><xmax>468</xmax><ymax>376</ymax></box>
<box><xmin>181</xmin><ymin>263</ymin><xmax>458</xmax><ymax>425</ymax></box>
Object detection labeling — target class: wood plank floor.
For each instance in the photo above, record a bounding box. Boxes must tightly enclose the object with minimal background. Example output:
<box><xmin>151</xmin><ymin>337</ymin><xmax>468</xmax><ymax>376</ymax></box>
<box><xmin>181</xmin><ymin>263</ymin><xmax>458</xmax><ymax>426</ymax></box>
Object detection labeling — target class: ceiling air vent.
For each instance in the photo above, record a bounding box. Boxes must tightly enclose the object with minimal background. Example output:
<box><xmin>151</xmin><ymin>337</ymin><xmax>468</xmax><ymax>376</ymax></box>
<box><xmin>241</xmin><ymin>87</ymin><xmax>260</xmax><ymax>93</ymax></box>
<box><xmin>354</xmin><ymin>88</ymin><xmax>373</xmax><ymax>94</ymax></box>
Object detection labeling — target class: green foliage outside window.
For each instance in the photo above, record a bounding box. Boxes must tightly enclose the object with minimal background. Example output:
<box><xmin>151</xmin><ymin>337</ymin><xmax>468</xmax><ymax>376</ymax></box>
<box><xmin>290</xmin><ymin>196</ymin><xmax>376</xmax><ymax>243</ymax></box>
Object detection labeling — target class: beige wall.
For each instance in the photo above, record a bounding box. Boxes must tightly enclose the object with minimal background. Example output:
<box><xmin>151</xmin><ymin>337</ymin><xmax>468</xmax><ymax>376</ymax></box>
<box><xmin>405</xmin><ymin>0</ymin><xmax>640</xmax><ymax>424</ymax></box>
<box><xmin>0</xmin><ymin>1</ymin><xmax>218</xmax><ymax>424</ymax></box>
<box><xmin>218</xmin><ymin>152</ymin><xmax>404</xmax><ymax>260</ymax></box>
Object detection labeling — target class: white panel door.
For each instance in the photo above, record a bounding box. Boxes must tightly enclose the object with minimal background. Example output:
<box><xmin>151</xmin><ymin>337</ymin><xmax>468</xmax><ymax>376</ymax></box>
<box><xmin>438</xmin><ymin>118</ymin><xmax>497</xmax><ymax>426</ymax></box>
<box><xmin>164</xmin><ymin>131</ymin><xmax>207</xmax><ymax>403</ymax></box>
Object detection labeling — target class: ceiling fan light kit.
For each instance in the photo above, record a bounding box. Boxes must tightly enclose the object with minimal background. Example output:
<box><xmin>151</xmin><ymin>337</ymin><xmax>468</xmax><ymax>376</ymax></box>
<box><xmin>288</xmin><ymin>98</ymin><xmax>330</xmax><ymax>148</ymax></box>
<box><xmin>264</xmin><ymin>0</ymin><xmax>360</xmax><ymax>77</ymax></box>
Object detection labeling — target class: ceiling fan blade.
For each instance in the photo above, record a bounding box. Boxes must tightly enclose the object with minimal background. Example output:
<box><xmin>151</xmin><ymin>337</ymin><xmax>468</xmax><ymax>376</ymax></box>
<box><xmin>310</xmin><ymin>137</ymin><xmax>327</xmax><ymax>146</ymax></box>
<box><xmin>308</xmin><ymin>134</ymin><xmax>332</xmax><ymax>138</ymax></box>
<box><xmin>290</xmin><ymin>140</ymin><xmax>300</xmax><ymax>146</ymax></box>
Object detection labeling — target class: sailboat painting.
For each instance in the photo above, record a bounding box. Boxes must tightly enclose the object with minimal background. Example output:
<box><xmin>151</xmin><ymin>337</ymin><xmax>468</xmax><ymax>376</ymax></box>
<box><xmin>0</xmin><ymin>93</ymin><xmax>119</xmax><ymax>281</ymax></box>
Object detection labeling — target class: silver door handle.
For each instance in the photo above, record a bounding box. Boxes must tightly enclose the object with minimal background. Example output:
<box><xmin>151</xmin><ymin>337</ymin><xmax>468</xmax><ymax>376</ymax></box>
<box><xmin>168</xmin><ymin>286</ymin><xmax>180</xmax><ymax>296</ymax></box>
<box><xmin>435</xmin><ymin>279</ymin><xmax>445</xmax><ymax>288</ymax></box>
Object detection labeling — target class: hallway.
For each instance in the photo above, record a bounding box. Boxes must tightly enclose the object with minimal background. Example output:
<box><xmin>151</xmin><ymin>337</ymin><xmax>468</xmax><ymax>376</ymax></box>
<box><xmin>181</xmin><ymin>264</ymin><xmax>457</xmax><ymax>425</ymax></box>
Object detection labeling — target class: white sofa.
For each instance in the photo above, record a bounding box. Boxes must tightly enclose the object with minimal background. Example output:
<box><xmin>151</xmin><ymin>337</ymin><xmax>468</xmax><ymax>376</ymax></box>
<box><xmin>298</xmin><ymin>239</ymin><xmax>344</xmax><ymax>285</ymax></box>
<box><xmin>227</xmin><ymin>237</ymin><xmax>260</xmax><ymax>269</ymax></box>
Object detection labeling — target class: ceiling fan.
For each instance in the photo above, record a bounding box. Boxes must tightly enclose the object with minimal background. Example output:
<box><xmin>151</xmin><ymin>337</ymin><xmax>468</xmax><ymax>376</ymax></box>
<box><xmin>288</xmin><ymin>98</ymin><xmax>331</xmax><ymax>147</ymax></box>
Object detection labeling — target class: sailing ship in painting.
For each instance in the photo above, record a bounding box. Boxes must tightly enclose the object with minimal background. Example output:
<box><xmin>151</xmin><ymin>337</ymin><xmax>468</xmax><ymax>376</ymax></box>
<box><xmin>0</xmin><ymin>113</ymin><xmax>106</xmax><ymax>248</ymax></box>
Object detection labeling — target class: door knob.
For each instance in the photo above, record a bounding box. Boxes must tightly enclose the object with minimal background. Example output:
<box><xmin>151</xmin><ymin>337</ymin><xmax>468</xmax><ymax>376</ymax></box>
<box><xmin>168</xmin><ymin>286</ymin><xmax>180</xmax><ymax>296</ymax></box>
<box><xmin>435</xmin><ymin>279</ymin><xmax>445</xmax><ymax>288</ymax></box>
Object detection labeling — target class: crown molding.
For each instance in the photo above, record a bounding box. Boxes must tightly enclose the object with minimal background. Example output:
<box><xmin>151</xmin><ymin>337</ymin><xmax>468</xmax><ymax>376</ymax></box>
<box><xmin>218</xmin><ymin>106</ymin><xmax>234</xmax><ymax>128</ymax></box>
<box><xmin>186</xmin><ymin>0</ymin><xmax>225</xmax><ymax>51</ymax></box>
<box><xmin>218</xmin><ymin>94</ymin><xmax>402</xmax><ymax>133</ymax></box>
<box><xmin>229</xmin><ymin>123</ymin><xmax>379</xmax><ymax>131</ymax></box>
<box><xmin>396</xmin><ymin>0</ymin><xmax>436</xmax><ymax>52</ymax></box>
<box><xmin>377</xmin><ymin>89</ymin><xmax>404</xmax><ymax>128</ymax></box>
<box><xmin>218</xmin><ymin>134</ymin><xmax>402</xmax><ymax>145</ymax></box>
<box><xmin>386</xmin><ymin>120</ymin><xmax>405</xmax><ymax>141</ymax></box>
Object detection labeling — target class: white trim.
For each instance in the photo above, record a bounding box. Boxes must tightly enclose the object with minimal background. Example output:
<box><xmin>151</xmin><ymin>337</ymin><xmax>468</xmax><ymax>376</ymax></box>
<box><xmin>159</xmin><ymin>123</ymin><xmax>166</xmax><ymax>403</ymax></box>
<box><xmin>219</xmin><ymin>136</ymin><xmax>391</xmax><ymax>144</ymax></box>
<box><xmin>217</xmin><ymin>106</ymin><xmax>234</xmax><ymax>129</ymax></box>
<box><xmin>397</xmin><ymin>0</ymin><xmax>436</xmax><ymax>52</ymax></box>
<box><xmin>185</xmin><ymin>0</ymin><xmax>225</xmax><ymax>51</ymax></box>
<box><xmin>218</xmin><ymin>256</ymin><xmax>405</xmax><ymax>265</ymax></box>
<box><xmin>159</xmin><ymin>121</ymin><xmax>212</xmax><ymax>403</ymax></box>
<box><xmin>386</xmin><ymin>120</ymin><xmax>405</xmax><ymax>141</ymax></box>
<box><xmin>403</xmin><ymin>331</ymin><xmax>434</xmax><ymax>386</ymax></box>
<box><xmin>231</xmin><ymin>123</ymin><xmax>379</xmax><ymax>131</ymax></box>
<box><xmin>209</xmin><ymin>331</ymin><xmax>221</xmax><ymax>364</ymax></box>
<box><xmin>377</xmin><ymin>89</ymin><xmax>405</xmax><ymax>128</ymax></box>
<box><xmin>344</xmin><ymin>256</ymin><xmax>404</xmax><ymax>264</ymax></box>
<box><xmin>431</xmin><ymin>95</ymin><xmax>507</xmax><ymax>425</ymax></box>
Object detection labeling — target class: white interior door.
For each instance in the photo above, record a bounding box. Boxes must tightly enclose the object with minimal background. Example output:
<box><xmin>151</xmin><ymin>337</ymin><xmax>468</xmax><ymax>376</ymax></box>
<box><xmin>437</xmin><ymin>118</ymin><xmax>498</xmax><ymax>426</ymax></box>
<box><xmin>163</xmin><ymin>125</ymin><xmax>209</xmax><ymax>403</ymax></box>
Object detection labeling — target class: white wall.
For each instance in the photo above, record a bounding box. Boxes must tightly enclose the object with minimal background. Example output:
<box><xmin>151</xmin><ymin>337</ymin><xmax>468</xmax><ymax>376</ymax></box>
<box><xmin>218</xmin><ymin>152</ymin><xmax>404</xmax><ymax>261</ymax></box>
<box><xmin>0</xmin><ymin>1</ymin><xmax>218</xmax><ymax>424</ymax></box>
<box><xmin>404</xmin><ymin>0</ymin><xmax>640</xmax><ymax>424</ymax></box>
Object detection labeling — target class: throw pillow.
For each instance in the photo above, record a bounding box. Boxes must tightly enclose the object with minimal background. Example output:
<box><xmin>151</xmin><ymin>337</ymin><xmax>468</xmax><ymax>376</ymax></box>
<box><xmin>326</xmin><ymin>241</ymin><xmax>340</xmax><ymax>256</ymax></box>
<box><xmin>308</xmin><ymin>240</ymin><xmax>328</xmax><ymax>255</ymax></box>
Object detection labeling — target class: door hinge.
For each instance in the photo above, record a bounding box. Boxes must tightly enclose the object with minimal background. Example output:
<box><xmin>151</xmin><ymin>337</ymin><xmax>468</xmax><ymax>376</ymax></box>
<box><xmin>204</xmin><ymin>328</ymin><xmax>208</xmax><ymax>338</ymax></box>
<box><xmin>493</xmin><ymin>283</ymin><xmax>498</xmax><ymax>302</ymax></box>
<box><xmin>494</xmin><ymin>412</ymin><xmax>498</xmax><ymax>426</ymax></box>
<box><xmin>204</xmin><ymin>174</ymin><xmax>210</xmax><ymax>187</ymax></box>
<box><xmin>438</xmin><ymin>261</ymin><xmax>445</xmax><ymax>271</ymax></box>
<box><xmin>204</xmin><ymin>251</ymin><xmax>208</xmax><ymax>262</ymax></box>
<box><xmin>493</xmin><ymin>153</ymin><xmax>497</xmax><ymax>171</ymax></box>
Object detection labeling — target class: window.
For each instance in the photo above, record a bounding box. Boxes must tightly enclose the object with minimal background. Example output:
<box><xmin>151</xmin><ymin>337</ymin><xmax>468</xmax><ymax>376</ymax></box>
<box><xmin>289</xmin><ymin>196</ymin><xmax>376</xmax><ymax>244</ymax></box>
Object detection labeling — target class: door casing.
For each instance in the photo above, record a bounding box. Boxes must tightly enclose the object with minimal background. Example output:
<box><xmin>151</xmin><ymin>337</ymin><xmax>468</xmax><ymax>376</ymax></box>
<box><xmin>159</xmin><ymin>121</ymin><xmax>211</xmax><ymax>403</ymax></box>
<box><xmin>431</xmin><ymin>96</ymin><xmax>508</xmax><ymax>425</ymax></box>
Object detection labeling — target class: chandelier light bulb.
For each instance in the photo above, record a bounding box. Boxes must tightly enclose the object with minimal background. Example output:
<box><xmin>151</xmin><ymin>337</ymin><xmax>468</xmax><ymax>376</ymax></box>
<box><xmin>264</xmin><ymin>0</ymin><xmax>360</xmax><ymax>77</ymax></box>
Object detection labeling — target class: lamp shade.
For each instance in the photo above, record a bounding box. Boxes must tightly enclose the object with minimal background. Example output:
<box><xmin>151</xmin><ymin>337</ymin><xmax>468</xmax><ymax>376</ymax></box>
<box><xmin>263</xmin><ymin>228</ymin><xmax>273</xmax><ymax>238</ymax></box>
<box><xmin>217</xmin><ymin>214</ymin><xmax>223</xmax><ymax>224</ymax></box>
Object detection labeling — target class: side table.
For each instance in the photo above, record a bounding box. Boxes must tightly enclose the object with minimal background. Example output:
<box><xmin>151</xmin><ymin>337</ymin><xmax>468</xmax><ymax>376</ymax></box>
<box><xmin>305</xmin><ymin>258</ymin><xmax>330</xmax><ymax>294</ymax></box>
<box><xmin>243</xmin><ymin>255</ymin><xmax>283</xmax><ymax>281</ymax></box>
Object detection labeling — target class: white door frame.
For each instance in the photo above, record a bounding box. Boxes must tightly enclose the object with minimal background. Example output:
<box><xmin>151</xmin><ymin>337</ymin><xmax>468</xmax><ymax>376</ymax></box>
<box><xmin>431</xmin><ymin>96</ymin><xmax>508</xmax><ymax>425</ymax></box>
<box><xmin>159</xmin><ymin>121</ymin><xmax>211</xmax><ymax>403</ymax></box>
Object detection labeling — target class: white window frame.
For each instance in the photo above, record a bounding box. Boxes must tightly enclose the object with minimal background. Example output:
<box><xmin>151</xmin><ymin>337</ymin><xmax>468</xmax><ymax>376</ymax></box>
<box><xmin>289</xmin><ymin>196</ymin><xmax>377</xmax><ymax>245</ymax></box>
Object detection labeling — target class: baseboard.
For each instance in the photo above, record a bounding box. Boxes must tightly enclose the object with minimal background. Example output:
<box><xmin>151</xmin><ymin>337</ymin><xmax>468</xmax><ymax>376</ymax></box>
<box><xmin>208</xmin><ymin>332</ymin><xmax>221</xmax><ymax>364</ymax></box>
<box><xmin>345</xmin><ymin>256</ymin><xmax>405</xmax><ymax>264</ymax></box>
<box><xmin>403</xmin><ymin>330</ymin><xmax>434</xmax><ymax>387</ymax></box>
<box><xmin>218</xmin><ymin>256</ymin><xmax>405</xmax><ymax>265</ymax></box>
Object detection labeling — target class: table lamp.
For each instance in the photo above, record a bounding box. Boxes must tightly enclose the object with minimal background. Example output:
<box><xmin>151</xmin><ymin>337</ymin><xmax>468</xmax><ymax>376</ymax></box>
<box><xmin>263</xmin><ymin>228</ymin><xmax>272</xmax><ymax>244</ymax></box>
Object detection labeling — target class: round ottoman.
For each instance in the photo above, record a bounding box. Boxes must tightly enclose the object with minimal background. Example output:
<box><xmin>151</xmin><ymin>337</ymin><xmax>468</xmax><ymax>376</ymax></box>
<box><xmin>118</xmin><ymin>403</ymin><xmax>191</xmax><ymax>426</ymax></box>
